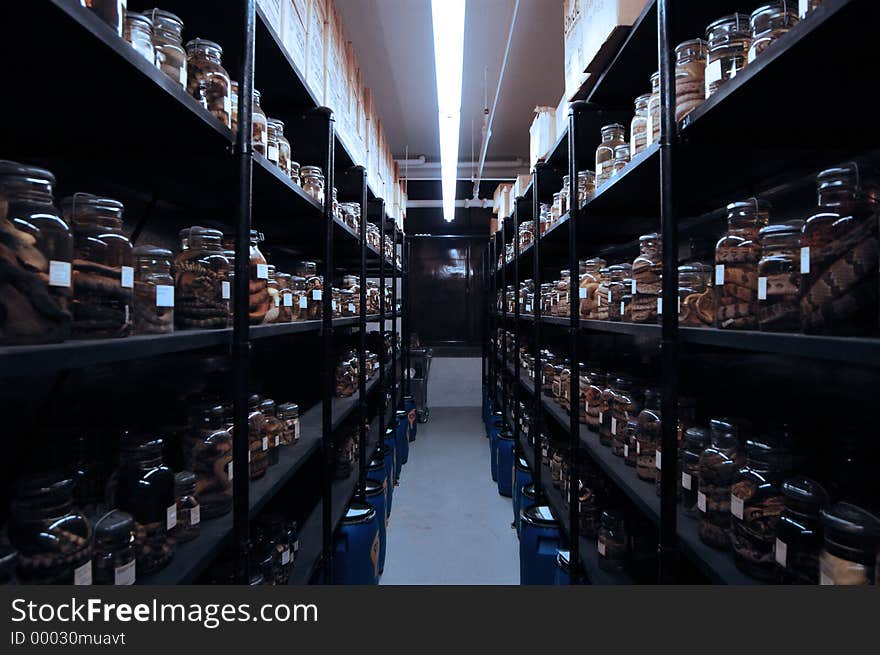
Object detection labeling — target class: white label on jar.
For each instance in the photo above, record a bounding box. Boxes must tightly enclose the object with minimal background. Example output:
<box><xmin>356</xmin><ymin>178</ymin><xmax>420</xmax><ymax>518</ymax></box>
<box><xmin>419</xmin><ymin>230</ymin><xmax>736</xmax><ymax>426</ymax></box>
<box><xmin>262</xmin><ymin>436</ymin><xmax>269</xmax><ymax>451</ymax></box>
<box><xmin>156</xmin><ymin>284</ymin><xmax>175</xmax><ymax>308</ymax></box>
<box><xmin>268</xmin><ymin>144</ymin><xmax>279</xmax><ymax>162</ymax></box>
<box><xmin>313</xmin><ymin>289</ymin><xmax>322</xmax><ymax>300</ymax></box>
<box><xmin>798</xmin><ymin>0</ymin><xmax>809</xmax><ymax>18</ymax></box>
<box><xmin>624</xmin><ymin>444</ymin><xmax>629</xmax><ymax>457</ymax></box>
<box><xmin>293</xmin><ymin>539</ymin><xmax>300</xmax><ymax>554</ymax></box>
<box><xmin>597</xmin><ymin>540</ymin><xmax>606</xmax><ymax>557</ymax></box>
<box><xmin>222</xmin><ymin>281</ymin><xmax>231</xmax><ymax>299</ymax></box>
<box><xmin>611</xmin><ymin>417</ymin><xmax>617</xmax><ymax>435</ymax></box>
<box><xmin>758</xmin><ymin>277</ymin><xmax>768</xmax><ymax>300</ymax></box>
<box><xmin>49</xmin><ymin>260</ymin><xmax>72</xmax><ymax>287</ymax></box>
<box><xmin>191</xmin><ymin>505</ymin><xmax>201</xmax><ymax>526</ymax></box>
<box><xmin>579</xmin><ymin>287</ymin><xmax>587</xmax><ymax>299</ymax></box>
<box><xmin>282</xmin><ymin>548</ymin><xmax>291</xmax><ymax>566</ymax></box>
<box><xmin>706</xmin><ymin>58</ymin><xmax>723</xmax><ymax>88</ymax></box>
<box><xmin>678</xmin><ymin>296</ymin><xmax>681</xmax><ymax>314</ymax></box>
<box><xmin>526</xmin><ymin>304</ymin><xmax>532</xmax><ymax>312</ymax></box>
<box><xmin>227</xmin><ymin>461</ymin><xmax>234</xmax><ymax>480</ymax></box>
<box><xmin>585</xmin><ymin>401</ymin><xmax>589</xmax><ymax>413</ymax></box>
<box><xmin>121</xmin><ymin>266</ymin><xmax>134</xmax><ymax>288</ymax></box>
<box><xmin>223</xmin><ymin>95</ymin><xmax>232</xmax><ymax>119</ymax></box>
<box><xmin>275</xmin><ymin>434</ymin><xmax>280</xmax><ymax>447</ymax></box>
<box><xmin>820</xmin><ymin>571</ymin><xmax>833</xmax><ymax>586</ymax></box>
<box><xmin>657</xmin><ymin>297</ymin><xmax>663</xmax><ymax>314</ymax></box>
<box><xmin>74</xmin><ymin>562</ymin><xmax>92</xmax><ymax>586</ymax></box>
<box><xmin>598</xmin><ymin>411</ymin><xmax>603</xmax><ymax>424</ymax></box>
<box><xmin>166</xmin><ymin>504</ymin><xmax>177</xmax><ymax>531</ymax></box>
<box><xmin>283</xmin><ymin>293</ymin><xmax>293</xmax><ymax>307</ymax></box>
<box><xmin>348</xmin><ymin>303</ymin><xmax>356</xmax><ymax>313</ymax></box>
<box><xmin>731</xmin><ymin>493</ymin><xmax>744</xmax><ymax>519</ymax></box>
<box><xmin>631</xmin><ymin>279</ymin><xmax>637</xmax><ymax>294</ymax></box>
<box><xmin>656</xmin><ymin>450</ymin><xmax>662</xmax><ymax>470</ymax></box>
<box><xmin>257</xmin><ymin>264</ymin><xmax>269</xmax><ymax>279</ymax></box>
<box><xmin>299</xmin><ymin>296</ymin><xmax>309</xmax><ymax>309</ymax></box>
<box><xmin>274</xmin><ymin>294</ymin><xmax>280</xmax><ymax>307</ymax></box>
<box><xmin>331</xmin><ymin>300</ymin><xmax>337</xmax><ymax>311</ymax></box>
<box><xmin>682</xmin><ymin>472</ymin><xmax>692</xmax><ymax>490</ymax></box>
<box><xmin>607</xmin><ymin>290</ymin><xmax>611</xmax><ymax>303</ymax></box>
<box><xmin>114</xmin><ymin>559</ymin><xmax>136</xmax><ymax>586</ymax></box>
<box><xmin>800</xmin><ymin>246</ymin><xmax>810</xmax><ymax>273</ymax></box>
<box><xmin>294</xmin><ymin>419</ymin><xmax>301</xmax><ymax>440</ymax></box>
<box><xmin>698</xmin><ymin>491</ymin><xmax>707</xmax><ymax>513</ymax></box>
<box><xmin>636</xmin><ymin>440</ymin><xmax>641</xmax><ymax>455</ymax></box>
<box><xmin>248</xmin><ymin>450</ymin><xmax>251</xmax><ymax>463</ymax></box>
<box><xmin>775</xmin><ymin>538</ymin><xmax>787</xmax><ymax>567</ymax></box>
<box><xmin>715</xmin><ymin>264</ymin><xmax>725</xmax><ymax>286</ymax></box>
<box><xmin>620</xmin><ymin>301</ymin><xmax>625</xmax><ymax>316</ymax></box>
<box><xmin>597</xmin><ymin>294</ymin><xmax>601</xmax><ymax>307</ymax></box>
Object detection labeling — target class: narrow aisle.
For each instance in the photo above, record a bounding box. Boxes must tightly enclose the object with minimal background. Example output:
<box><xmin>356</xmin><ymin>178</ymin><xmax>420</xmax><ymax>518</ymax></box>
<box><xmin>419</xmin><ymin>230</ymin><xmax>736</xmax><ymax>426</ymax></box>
<box><xmin>380</xmin><ymin>406</ymin><xmax>519</xmax><ymax>585</ymax></box>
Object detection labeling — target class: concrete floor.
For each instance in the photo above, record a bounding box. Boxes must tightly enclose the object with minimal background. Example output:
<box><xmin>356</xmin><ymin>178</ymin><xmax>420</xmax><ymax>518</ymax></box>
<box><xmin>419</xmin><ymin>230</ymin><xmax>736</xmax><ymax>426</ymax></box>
<box><xmin>380</xmin><ymin>405</ymin><xmax>519</xmax><ymax>585</ymax></box>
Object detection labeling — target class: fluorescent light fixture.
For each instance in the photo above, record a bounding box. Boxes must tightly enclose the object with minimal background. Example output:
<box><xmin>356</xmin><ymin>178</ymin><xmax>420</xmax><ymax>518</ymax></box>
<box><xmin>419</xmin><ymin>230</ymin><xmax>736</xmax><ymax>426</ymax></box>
<box><xmin>431</xmin><ymin>0</ymin><xmax>466</xmax><ymax>222</ymax></box>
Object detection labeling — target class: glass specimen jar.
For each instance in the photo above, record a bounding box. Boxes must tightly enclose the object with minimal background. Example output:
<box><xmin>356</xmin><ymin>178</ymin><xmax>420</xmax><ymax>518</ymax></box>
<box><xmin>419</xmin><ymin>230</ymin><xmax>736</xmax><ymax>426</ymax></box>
<box><xmin>251</xmin><ymin>90</ymin><xmax>268</xmax><ymax>156</ymax></box>
<box><xmin>801</xmin><ymin>163</ymin><xmax>879</xmax><ymax>334</ymax></box>
<box><xmin>630</xmin><ymin>94</ymin><xmax>650</xmax><ymax>155</ymax></box>
<box><xmin>611</xmin><ymin>143</ymin><xmax>631</xmax><ymax>178</ymax></box>
<box><xmin>819</xmin><ymin>502</ymin><xmax>880</xmax><ymax>585</ymax></box>
<box><xmin>800</xmin><ymin>0</ymin><xmax>823</xmax><ymax>17</ymax></box>
<box><xmin>248</xmin><ymin>395</ymin><xmax>269</xmax><ymax>479</ymax></box>
<box><xmin>757</xmin><ymin>223</ymin><xmax>802</xmax><ymax>331</ymax></box>
<box><xmin>607</xmin><ymin>264</ymin><xmax>629</xmax><ymax>322</ymax></box>
<box><xmin>112</xmin><ymin>434</ymin><xmax>176</xmax><ymax>576</ymax></box>
<box><xmin>681</xmin><ymin>427</ymin><xmax>709</xmax><ymax>518</ymax></box>
<box><xmin>248</xmin><ymin>230</ymin><xmax>270</xmax><ymax>324</ymax></box>
<box><xmin>0</xmin><ymin>161</ymin><xmax>73</xmax><ymax>344</ymax></box>
<box><xmin>675</xmin><ymin>38</ymin><xmax>708</xmax><ymax>122</ymax></box>
<box><xmin>149</xmin><ymin>9</ymin><xmax>187</xmax><ymax>88</ymax></box>
<box><xmin>275</xmin><ymin>271</ymin><xmax>293</xmax><ymax>322</ymax></box>
<box><xmin>698</xmin><ymin>418</ymin><xmax>745</xmax><ymax>550</ymax></box>
<box><xmin>595</xmin><ymin>267</ymin><xmax>612</xmax><ymax>321</ymax></box>
<box><xmin>295</xmin><ymin>263</ymin><xmax>323</xmax><ymax>321</ymax></box>
<box><xmin>636</xmin><ymin>388</ymin><xmax>661</xmax><ymax>482</ymax></box>
<box><xmin>623</xmin><ymin>419</ymin><xmax>639</xmax><ymax>467</ymax></box>
<box><xmin>560</xmin><ymin>175</ymin><xmax>570</xmax><ymax>216</ymax></box>
<box><xmin>260</xmin><ymin>516</ymin><xmax>293</xmax><ymax>584</ymax></box>
<box><xmin>9</xmin><ymin>473</ymin><xmax>93</xmax><ymax>585</ymax></box>
<box><xmin>715</xmin><ymin>199</ymin><xmax>770</xmax><ymax>329</ymax></box>
<box><xmin>584</xmin><ymin>368</ymin><xmax>606</xmax><ymax>432</ymax></box>
<box><xmin>748</xmin><ymin>2</ymin><xmax>799</xmax><ymax>63</ymax></box>
<box><xmin>731</xmin><ymin>438</ymin><xmax>785</xmax><ymax>580</ymax></box>
<box><xmin>172</xmin><ymin>471</ymin><xmax>200</xmax><ymax>543</ymax></box>
<box><xmin>275</xmin><ymin>121</ymin><xmax>292</xmax><ymax>177</ymax></box>
<box><xmin>261</xmin><ymin>398</ymin><xmax>284</xmax><ymax>465</ymax></box>
<box><xmin>632</xmin><ymin>233</ymin><xmax>662</xmax><ymax>324</ymax></box>
<box><xmin>579</xmin><ymin>257</ymin><xmax>605</xmax><ymax>319</ymax></box>
<box><xmin>82</xmin><ymin>0</ymin><xmax>125</xmax><ymax>36</ymax></box>
<box><xmin>173</xmin><ymin>227</ymin><xmax>230</xmax><ymax>329</ymax></box>
<box><xmin>611</xmin><ymin>378</ymin><xmax>640</xmax><ymax>456</ymax></box>
<box><xmin>578</xmin><ymin>170</ymin><xmax>596</xmax><ymax>207</ymax></box>
<box><xmin>301</xmin><ymin>166</ymin><xmax>326</xmax><ymax>206</ymax></box>
<box><xmin>62</xmin><ymin>194</ymin><xmax>133</xmax><ymax>339</ymax></box>
<box><xmin>131</xmin><ymin>245</ymin><xmax>174</xmax><ymax>334</ymax></box>
<box><xmin>646</xmin><ymin>71</ymin><xmax>661</xmax><ymax>146</ymax></box>
<box><xmin>595</xmin><ymin>124</ymin><xmax>626</xmax><ymax>188</ymax></box>
<box><xmin>230</xmin><ymin>81</ymin><xmax>239</xmax><ymax>134</ymax></box>
<box><xmin>263</xmin><ymin>265</ymin><xmax>281</xmax><ymax>324</ymax></box>
<box><xmin>598</xmin><ymin>510</ymin><xmax>627</xmax><ymax>572</ymax></box>
<box><xmin>775</xmin><ymin>477</ymin><xmax>829</xmax><ymax>584</ymax></box>
<box><xmin>705</xmin><ymin>13</ymin><xmax>752</xmax><ymax>98</ymax></box>
<box><xmin>556</xmin><ymin>270</ymin><xmax>571</xmax><ymax>317</ymax></box>
<box><xmin>186</xmin><ymin>38</ymin><xmax>231</xmax><ymax>127</ymax></box>
<box><xmin>191</xmin><ymin>407</ymin><xmax>232</xmax><ymax>519</ymax></box>
<box><xmin>278</xmin><ymin>402</ymin><xmax>301</xmax><ymax>446</ymax></box>
<box><xmin>290</xmin><ymin>161</ymin><xmax>301</xmax><ymax>186</ymax></box>
<box><xmin>599</xmin><ymin>377</ymin><xmax>616</xmax><ymax>447</ymax></box>
<box><xmin>678</xmin><ymin>262</ymin><xmax>715</xmax><ymax>327</ymax></box>
<box><xmin>288</xmin><ymin>273</ymin><xmax>306</xmax><ymax>320</ymax></box>
<box><xmin>91</xmin><ymin>510</ymin><xmax>136</xmax><ymax>585</ymax></box>
<box><xmin>124</xmin><ymin>12</ymin><xmax>155</xmax><ymax>64</ymax></box>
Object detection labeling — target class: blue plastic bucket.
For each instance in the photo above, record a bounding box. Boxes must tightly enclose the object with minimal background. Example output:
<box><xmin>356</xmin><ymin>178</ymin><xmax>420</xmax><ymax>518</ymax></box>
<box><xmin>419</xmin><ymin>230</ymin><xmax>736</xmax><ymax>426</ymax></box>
<box><xmin>332</xmin><ymin>501</ymin><xmax>380</xmax><ymax>585</ymax></box>
<box><xmin>513</xmin><ymin>454</ymin><xmax>533</xmax><ymax>534</ymax></box>
<box><xmin>496</xmin><ymin>429</ymin><xmax>516</xmax><ymax>497</ymax></box>
<box><xmin>394</xmin><ymin>410</ymin><xmax>410</xmax><ymax>467</ymax></box>
<box><xmin>363</xmin><ymin>479</ymin><xmax>388</xmax><ymax>574</ymax></box>
<box><xmin>488</xmin><ymin>413</ymin><xmax>504</xmax><ymax>482</ymax></box>
<box><xmin>519</xmin><ymin>505</ymin><xmax>560</xmax><ymax>585</ymax></box>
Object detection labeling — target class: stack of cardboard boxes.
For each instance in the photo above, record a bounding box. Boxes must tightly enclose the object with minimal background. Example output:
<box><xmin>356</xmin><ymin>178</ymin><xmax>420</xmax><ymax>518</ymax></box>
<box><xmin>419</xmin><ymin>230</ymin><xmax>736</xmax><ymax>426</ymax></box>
<box><xmin>258</xmin><ymin>0</ymin><xmax>405</xmax><ymax>227</ymax></box>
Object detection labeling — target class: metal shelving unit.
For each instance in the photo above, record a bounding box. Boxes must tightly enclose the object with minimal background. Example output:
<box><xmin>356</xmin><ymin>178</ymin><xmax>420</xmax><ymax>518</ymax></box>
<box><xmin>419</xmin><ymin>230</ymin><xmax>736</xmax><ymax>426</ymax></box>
<box><xmin>0</xmin><ymin>0</ymin><xmax>406</xmax><ymax>585</ymax></box>
<box><xmin>486</xmin><ymin>0</ymin><xmax>880</xmax><ymax>585</ymax></box>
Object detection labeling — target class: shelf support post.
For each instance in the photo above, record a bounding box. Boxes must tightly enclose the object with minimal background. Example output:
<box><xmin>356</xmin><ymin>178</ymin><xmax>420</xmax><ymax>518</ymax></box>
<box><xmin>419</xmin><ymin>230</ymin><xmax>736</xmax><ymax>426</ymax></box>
<box><xmin>357</xmin><ymin>167</ymin><xmax>368</xmax><ymax>498</ymax></box>
<box><xmin>532</xmin><ymin>164</ymin><xmax>544</xmax><ymax>494</ymax></box>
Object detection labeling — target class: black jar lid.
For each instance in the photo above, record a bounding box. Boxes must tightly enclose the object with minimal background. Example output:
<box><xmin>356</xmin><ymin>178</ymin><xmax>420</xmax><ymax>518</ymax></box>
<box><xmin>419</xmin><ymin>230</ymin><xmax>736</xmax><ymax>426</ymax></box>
<box><xmin>174</xmin><ymin>470</ymin><xmax>197</xmax><ymax>495</ymax></box>
<box><xmin>820</xmin><ymin>502</ymin><xmax>880</xmax><ymax>544</ymax></box>
<box><xmin>342</xmin><ymin>501</ymin><xmax>376</xmax><ymax>525</ymax></box>
<box><xmin>556</xmin><ymin>549</ymin><xmax>571</xmax><ymax>573</ymax></box>
<box><xmin>14</xmin><ymin>471</ymin><xmax>75</xmax><ymax>502</ymax></box>
<box><xmin>277</xmin><ymin>402</ymin><xmax>299</xmax><ymax>416</ymax></box>
<box><xmin>383</xmin><ymin>427</ymin><xmax>396</xmax><ymax>440</ymax></box>
<box><xmin>781</xmin><ymin>477</ymin><xmax>829</xmax><ymax>514</ymax></box>
<box><xmin>94</xmin><ymin>509</ymin><xmax>135</xmax><ymax>541</ymax></box>
<box><xmin>367</xmin><ymin>456</ymin><xmax>384</xmax><ymax>472</ymax></box>
<box><xmin>60</xmin><ymin>193</ymin><xmax>123</xmax><ymax>213</ymax></box>
<box><xmin>395</xmin><ymin>410</ymin><xmax>408</xmax><ymax>418</ymax></box>
<box><xmin>758</xmin><ymin>223</ymin><xmax>801</xmax><ymax>239</ymax></box>
<box><xmin>364</xmin><ymin>479</ymin><xmax>384</xmax><ymax>498</ymax></box>
<box><xmin>601</xmin><ymin>509</ymin><xmax>624</xmax><ymax>530</ymax></box>
<box><xmin>248</xmin><ymin>393</ymin><xmax>263</xmax><ymax>410</ymax></box>
<box><xmin>522</xmin><ymin>505</ymin><xmax>559</xmax><ymax>528</ymax></box>
<box><xmin>0</xmin><ymin>159</ymin><xmax>56</xmax><ymax>184</ymax></box>
<box><xmin>259</xmin><ymin>398</ymin><xmax>277</xmax><ymax>416</ymax></box>
<box><xmin>684</xmin><ymin>427</ymin><xmax>709</xmax><ymax>447</ymax></box>
<box><xmin>132</xmin><ymin>244</ymin><xmax>172</xmax><ymax>258</ymax></box>
<box><xmin>119</xmin><ymin>432</ymin><xmax>163</xmax><ymax>454</ymax></box>
<box><xmin>709</xmin><ymin>417</ymin><xmax>737</xmax><ymax>436</ymax></box>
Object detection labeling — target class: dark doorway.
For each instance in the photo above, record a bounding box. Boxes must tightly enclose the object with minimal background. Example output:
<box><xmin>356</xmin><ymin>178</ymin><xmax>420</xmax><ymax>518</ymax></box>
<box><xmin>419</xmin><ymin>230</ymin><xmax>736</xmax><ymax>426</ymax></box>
<box><xmin>410</xmin><ymin>237</ymin><xmax>485</xmax><ymax>350</ymax></box>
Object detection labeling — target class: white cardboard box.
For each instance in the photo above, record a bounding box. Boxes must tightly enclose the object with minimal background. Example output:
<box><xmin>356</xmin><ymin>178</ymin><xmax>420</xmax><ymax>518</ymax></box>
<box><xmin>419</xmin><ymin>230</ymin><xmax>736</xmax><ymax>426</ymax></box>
<box><xmin>306</xmin><ymin>0</ymin><xmax>327</xmax><ymax>104</ymax></box>
<box><xmin>280</xmin><ymin>0</ymin><xmax>307</xmax><ymax>75</ymax></box>
<box><xmin>555</xmin><ymin>93</ymin><xmax>569</xmax><ymax>141</ymax></box>
<box><xmin>529</xmin><ymin>106</ymin><xmax>557</xmax><ymax>167</ymax></box>
<box><xmin>257</xmin><ymin>0</ymin><xmax>283</xmax><ymax>33</ymax></box>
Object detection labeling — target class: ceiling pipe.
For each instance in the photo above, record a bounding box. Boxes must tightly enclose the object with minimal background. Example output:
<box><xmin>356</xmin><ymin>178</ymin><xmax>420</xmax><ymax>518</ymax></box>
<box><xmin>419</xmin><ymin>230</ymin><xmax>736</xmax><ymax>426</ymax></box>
<box><xmin>395</xmin><ymin>155</ymin><xmax>427</xmax><ymax>167</ymax></box>
<box><xmin>472</xmin><ymin>0</ymin><xmax>520</xmax><ymax>199</ymax></box>
<box><xmin>395</xmin><ymin>157</ymin><xmax>525</xmax><ymax>170</ymax></box>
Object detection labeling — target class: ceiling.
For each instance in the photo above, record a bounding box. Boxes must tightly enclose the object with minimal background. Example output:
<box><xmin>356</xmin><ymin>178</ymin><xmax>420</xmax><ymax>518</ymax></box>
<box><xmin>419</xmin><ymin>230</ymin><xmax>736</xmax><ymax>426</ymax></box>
<box><xmin>336</xmin><ymin>0</ymin><xmax>564</xmax><ymax>168</ymax></box>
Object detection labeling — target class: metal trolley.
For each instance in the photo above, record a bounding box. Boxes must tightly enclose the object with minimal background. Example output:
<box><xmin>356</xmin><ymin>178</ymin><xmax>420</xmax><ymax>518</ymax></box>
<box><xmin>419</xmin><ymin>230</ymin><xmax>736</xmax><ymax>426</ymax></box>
<box><xmin>409</xmin><ymin>347</ymin><xmax>433</xmax><ymax>423</ymax></box>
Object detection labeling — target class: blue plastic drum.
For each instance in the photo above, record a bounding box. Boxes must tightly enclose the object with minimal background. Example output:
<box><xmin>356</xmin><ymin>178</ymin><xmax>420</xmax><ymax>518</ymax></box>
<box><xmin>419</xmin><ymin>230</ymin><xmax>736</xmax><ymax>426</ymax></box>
<box><xmin>363</xmin><ymin>479</ymin><xmax>388</xmax><ymax>575</ymax></box>
<box><xmin>496</xmin><ymin>429</ymin><xmax>515</xmax><ymax>497</ymax></box>
<box><xmin>554</xmin><ymin>549</ymin><xmax>571</xmax><ymax>586</ymax></box>
<box><xmin>381</xmin><ymin>428</ymin><xmax>398</xmax><ymax>507</ymax></box>
<box><xmin>394</xmin><ymin>410</ymin><xmax>410</xmax><ymax>468</ymax></box>
<box><xmin>519</xmin><ymin>505</ymin><xmax>561</xmax><ymax>585</ymax></box>
<box><xmin>513</xmin><ymin>454</ymin><xmax>533</xmax><ymax>534</ymax></box>
<box><xmin>488</xmin><ymin>413</ymin><xmax>504</xmax><ymax>482</ymax></box>
<box><xmin>403</xmin><ymin>395</ymin><xmax>417</xmax><ymax>441</ymax></box>
<box><xmin>332</xmin><ymin>501</ymin><xmax>380</xmax><ymax>585</ymax></box>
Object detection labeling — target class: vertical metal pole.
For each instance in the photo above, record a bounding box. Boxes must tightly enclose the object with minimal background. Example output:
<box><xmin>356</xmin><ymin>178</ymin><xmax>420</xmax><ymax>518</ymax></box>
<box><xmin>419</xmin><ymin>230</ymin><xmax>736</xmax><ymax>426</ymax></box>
<box><xmin>531</xmin><ymin>167</ymin><xmax>543</xmax><ymax>493</ymax></box>
<box><xmin>658</xmin><ymin>0</ymin><xmax>679</xmax><ymax>584</ymax></box>
<box><xmin>513</xmin><ymin>201</ymin><xmax>521</xmax><ymax>444</ymax></box>
<box><xmin>567</xmin><ymin>103</ymin><xmax>583</xmax><ymax>583</ymax></box>
<box><xmin>379</xmin><ymin>202</ymin><xmax>387</xmax><ymax>437</ymax></box>
<box><xmin>391</xmin><ymin>222</ymin><xmax>398</xmax><ymax>411</ymax></box>
<box><xmin>358</xmin><ymin>167</ymin><xmax>368</xmax><ymax>497</ymax></box>
<box><xmin>404</xmin><ymin>237</ymin><xmax>412</xmax><ymax>395</ymax></box>
<box><xmin>232</xmin><ymin>0</ymin><xmax>255</xmax><ymax>585</ymax></box>
<box><xmin>488</xmin><ymin>236</ymin><xmax>496</xmax><ymax>407</ymax></box>
<box><xmin>500</xmin><ymin>219</ymin><xmax>508</xmax><ymax>420</ymax></box>
<box><xmin>319</xmin><ymin>106</ymin><xmax>336</xmax><ymax>582</ymax></box>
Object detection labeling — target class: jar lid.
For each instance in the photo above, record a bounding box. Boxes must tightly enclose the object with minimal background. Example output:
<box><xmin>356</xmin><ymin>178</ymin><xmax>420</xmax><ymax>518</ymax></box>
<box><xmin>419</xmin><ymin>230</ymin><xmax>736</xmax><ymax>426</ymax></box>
<box><xmin>650</xmin><ymin>70</ymin><xmax>660</xmax><ymax>83</ymax></box>
<box><xmin>675</xmin><ymin>38</ymin><xmax>708</xmax><ymax>56</ymax></box>
<box><xmin>126</xmin><ymin>11</ymin><xmax>153</xmax><ymax>29</ymax></box>
<box><xmin>706</xmin><ymin>13</ymin><xmax>751</xmax><ymax>40</ymax></box>
<box><xmin>268</xmin><ymin>117</ymin><xmax>285</xmax><ymax>130</ymax></box>
<box><xmin>94</xmin><ymin>509</ymin><xmax>135</xmax><ymax>539</ymax></box>
<box><xmin>820</xmin><ymin>502</ymin><xmax>880</xmax><ymax>543</ymax></box>
<box><xmin>709</xmin><ymin>416</ymin><xmax>737</xmax><ymax>436</ymax></box>
<box><xmin>516</xmin><ymin>455</ymin><xmax>530</xmax><ymax>472</ymax></box>
<box><xmin>367</xmin><ymin>455</ymin><xmax>384</xmax><ymax>471</ymax></box>
<box><xmin>14</xmin><ymin>471</ymin><xmax>75</xmax><ymax>502</ymax></box>
<box><xmin>342</xmin><ymin>500</ymin><xmax>376</xmax><ymax>525</ymax></box>
<box><xmin>781</xmin><ymin>477</ymin><xmax>829</xmax><ymax>510</ymax></box>
<box><xmin>0</xmin><ymin>159</ymin><xmax>56</xmax><ymax>185</ymax></box>
<box><xmin>750</xmin><ymin>2</ymin><xmax>799</xmax><ymax>25</ymax></box>
<box><xmin>523</xmin><ymin>483</ymin><xmax>538</xmax><ymax>500</ymax></box>
<box><xmin>758</xmin><ymin>223</ymin><xmax>800</xmax><ymax>238</ymax></box>
<box><xmin>634</xmin><ymin>92</ymin><xmax>652</xmax><ymax>105</ymax></box>
<box><xmin>601</xmin><ymin>509</ymin><xmax>623</xmax><ymax>528</ymax></box>
<box><xmin>601</xmin><ymin>123</ymin><xmax>625</xmax><ymax>132</ymax></box>
<box><xmin>364</xmin><ymin>479</ymin><xmax>384</xmax><ymax>497</ymax></box>
<box><xmin>684</xmin><ymin>426</ymin><xmax>709</xmax><ymax>445</ymax></box>
<box><xmin>614</xmin><ymin>144</ymin><xmax>630</xmax><ymax>156</ymax></box>
<box><xmin>522</xmin><ymin>505</ymin><xmax>558</xmax><ymax>528</ymax></box>
<box><xmin>185</xmin><ymin>38</ymin><xmax>222</xmax><ymax>54</ymax></box>
<box><xmin>639</xmin><ymin>232</ymin><xmax>661</xmax><ymax>242</ymax></box>
<box><xmin>60</xmin><ymin>193</ymin><xmax>124</xmax><ymax>213</ymax></box>
<box><xmin>187</xmin><ymin>225</ymin><xmax>224</xmax><ymax>238</ymax></box>
<box><xmin>578</xmin><ymin>170</ymin><xmax>596</xmax><ymax>179</ymax></box>
<box><xmin>625</xmin><ymin>418</ymin><xmax>640</xmax><ymax>432</ymax></box>
<box><xmin>133</xmin><ymin>244</ymin><xmax>172</xmax><ymax>257</ymax></box>
<box><xmin>148</xmin><ymin>8</ymin><xmax>184</xmax><ymax>26</ymax></box>
<box><xmin>301</xmin><ymin>165</ymin><xmax>324</xmax><ymax>176</ymax></box>
<box><xmin>278</xmin><ymin>402</ymin><xmax>299</xmax><ymax>415</ymax></box>
<box><xmin>120</xmin><ymin>432</ymin><xmax>163</xmax><ymax>454</ymax></box>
